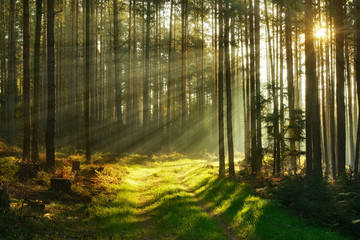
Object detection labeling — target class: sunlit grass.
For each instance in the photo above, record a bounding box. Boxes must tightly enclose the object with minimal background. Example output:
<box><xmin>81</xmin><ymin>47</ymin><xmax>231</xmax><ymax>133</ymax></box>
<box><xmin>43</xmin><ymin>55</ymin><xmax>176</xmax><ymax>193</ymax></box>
<box><xmin>183</xmin><ymin>164</ymin><xmax>347</xmax><ymax>240</ymax></box>
<box><xmin>90</xmin><ymin>159</ymin><xmax>227</xmax><ymax>239</ymax></box>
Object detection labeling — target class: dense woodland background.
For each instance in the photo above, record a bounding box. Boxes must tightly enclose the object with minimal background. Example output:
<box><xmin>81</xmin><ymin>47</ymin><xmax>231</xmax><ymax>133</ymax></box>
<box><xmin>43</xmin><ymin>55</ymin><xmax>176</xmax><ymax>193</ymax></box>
<box><xmin>0</xmin><ymin>0</ymin><xmax>359</xmax><ymax>179</ymax></box>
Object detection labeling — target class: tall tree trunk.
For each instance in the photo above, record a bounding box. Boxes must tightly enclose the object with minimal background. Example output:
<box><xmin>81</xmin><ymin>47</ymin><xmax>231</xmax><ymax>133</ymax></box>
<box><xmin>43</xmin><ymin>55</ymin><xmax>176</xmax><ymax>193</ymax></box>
<box><xmin>335</xmin><ymin>0</ymin><xmax>346</xmax><ymax>177</ymax></box>
<box><xmin>114</xmin><ymin>0</ymin><xmax>123</xmax><ymax>131</ymax></box>
<box><xmin>305</xmin><ymin>0</ymin><xmax>322</xmax><ymax>177</ymax></box>
<box><xmin>23</xmin><ymin>0</ymin><xmax>31</xmax><ymax>162</ymax></box>
<box><xmin>254</xmin><ymin>0</ymin><xmax>262</xmax><ymax>170</ymax></box>
<box><xmin>354</xmin><ymin>0</ymin><xmax>360</xmax><ymax>174</ymax></box>
<box><xmin>153</xmin><ymin>2</ymin><xmax>159</xmax><ymax>134</ymax></box>
<box><xmin>244</xmin><ymin>0</ymin><xmax>251</xmax><ymax>162</ymax></box>
<box><xmin>85</xmin><ymin>0</ymin><xmax>91</xmax><ymax>163</ymax></box>
<box><xmin>132</xmin><ymin>0</ymin><xmax>138</xmax><ymax>131</ymax></box>
<box><xmin>69</xmin><ymin>0</ymin><xmax>76</xmax><ymax>144</ymax></box>
<box><xmin>7</xmin><ymin>0</ymin><xmax>16</xmax><ymax>145</ymax></box>
<box><xmin>264</xmin><ymin>0</ymin><xmax>279</xmax><ymax>174</ymax></box>
<box><xmin>181</xmin><ymin>0</ymin><xmax>187</xmax><ymax>132</ymax></box>
<box><xmin>285</xmin><ymin>0</ymin><xmax>296</xmax><ymax>173</ymax></box>
<box><xmin>75</xmin><ymin>0</ymin><xmax>81</xmax><ymax>147</ymax></box>
<box><xmin>46</xmin><ymin>0</ymin><xmax>56</xmax><ymax>171</ymax></box>
<box><xmin>345</xmin><ymin>36</ymin><xmax>354</xmax><ymax>168</ymax></box>
<box><xmin>225</xmin><ymin>0</ymin><xmax>235</xmax><ymax>177</ymax></box>
<box><xmin>127</xmin><ymin>0</ymin><xmax>132</xmax><ymax>132</ymax></box>
<box><xmin>218</xmin><ymin>0</ymin><xmax>225</xmax><ymax>176</ymax></box>
<box><xmin>0</xmin><ymin>0</ymin><xmax>5</xmax><ymax>133</ymax></box>
<box><xmin>200</xmin><ymin>0</ymin><xmax>205</xmax><ymax>124</ymax></box>
<box><xmin>249</xmin><ymin>0</ymin><xmax>257</xmax><ymax>173</ymax></box>
<box><xmin>143</xmin><ymin>0</ymin><xmax>150</xmax><ymax>136</ymax></box>
<box><xmin>167</xmin><ymin>0</ymin><xmax>173</xmax><ymax>136</ymax></box>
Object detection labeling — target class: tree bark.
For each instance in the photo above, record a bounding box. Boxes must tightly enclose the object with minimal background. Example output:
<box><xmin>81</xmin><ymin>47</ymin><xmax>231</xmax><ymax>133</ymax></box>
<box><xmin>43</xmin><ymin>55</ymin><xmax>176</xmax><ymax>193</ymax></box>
<box><xmin>23</xmin><ymin>0</ymin><xmax>31</xmax><ymax>162</ymax></box>
<box><xmin>114</xmin><ymin>0</ymin><xmax>123</xmax><ymax>131</ymax></box>
<box><xmin>167</xmin><ymin>0</ymin><xmax>173</xmax><ymax>137</ymax></box>
<box><xmin>7</xmin><ymin>0</ymin><xmax>16</xmax><ymax>145</ymax></box>
<box><xmin>305</xmin><ymin>0</ymin><xmax>322</xmax><ymax>177</ymax></box>
<box><xmin>218</xmin><ymin>0</ymin><xmax>225</xmax><ymax>176</ymax></box>
<box><xmin>285</xmin><ymin>0</ymin><xmax>296</xmax><ymax>173</ymax></box>
<box><xmin>254</xmin><ymin>0</ymin><xmax>262</xmax><ymax>170</ymax></box>
<box><xmin>181</xmin><ymin>0</ymin><xmax>187</xmax><ymax>132</ymax></box>
<box><xmin>354</xmin><ymin>0</ymin><xmax>360</xmax><ymax>174</ymax></box>
<box><xmin>225</xmin><ymin>0</ymin><xmax>235</xmax><ymax>177</ymax></box>
<box><xmin>85</xmin><ymin>0</ymin><xmax>91</xmax><ymax>163</ymax></box>
<box><xmin>143</xmin><ymin>0</ymin><xmax>151</xmax><ymax>136</ymax></box>
<box><xmin>335</xmin><ymin>0</ymin><xmax>346</xmax><ymax>177</ymax></box>
<box><xmin>46</xmin><ymin>0</ymin><xmax>56</xmax><ymax>171</ymax></box>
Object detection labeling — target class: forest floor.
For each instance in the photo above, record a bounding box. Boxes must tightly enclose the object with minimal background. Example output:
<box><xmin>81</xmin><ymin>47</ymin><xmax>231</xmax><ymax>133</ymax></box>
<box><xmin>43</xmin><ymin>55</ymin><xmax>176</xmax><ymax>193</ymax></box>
<box><xmin>0</xmin><ymin>151</ymin><xmax>349</xmax><ymax>239</ymax></box>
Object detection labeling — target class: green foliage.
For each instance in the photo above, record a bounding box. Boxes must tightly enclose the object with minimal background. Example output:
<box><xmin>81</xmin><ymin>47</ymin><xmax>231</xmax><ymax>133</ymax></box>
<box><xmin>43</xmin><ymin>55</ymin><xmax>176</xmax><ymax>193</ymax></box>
<box><xmin>272</xmin><ymin>176</ymin><xmax>333</xmax><ymax>221</ymax></box>
<box><xmin>34</xmin><ymin>170</ymin><xmax>52</xmax><ymax>186</ymax></box>
<box><xmin>0</xmin><ymin>157</ymin><xmax>19</xmax><ymax>183</ymax></box>
<box><xmin>263</xmin><ymin>107</ymin><xmax>305</xmax><ymax>170</ymax></box>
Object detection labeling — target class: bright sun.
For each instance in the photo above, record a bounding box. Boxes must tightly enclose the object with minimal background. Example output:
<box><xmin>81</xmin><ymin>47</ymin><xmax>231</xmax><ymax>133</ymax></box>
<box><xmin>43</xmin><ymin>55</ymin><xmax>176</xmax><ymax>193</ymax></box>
<box><xmin>315</xmin><ymin>27</ymin><xmax>326</xmax><ymax>39</ymax></box>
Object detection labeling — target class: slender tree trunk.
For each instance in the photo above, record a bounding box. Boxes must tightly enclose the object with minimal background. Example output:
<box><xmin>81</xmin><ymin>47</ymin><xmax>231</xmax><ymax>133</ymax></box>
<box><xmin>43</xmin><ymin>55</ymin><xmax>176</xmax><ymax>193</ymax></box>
<box><xmin>327</xmin><ymin>0</ymin><xmax>337</xmax><ymax>179</ymax></box>
<box><xmin>285</xmin><ymin>1</ymin><xmax>296</xmax><ymax>173</ymax></box>
<box><xmin>335</xmin><ymin>0</ymin><xmax>346</xmax><ymax>177</ymax></box>
<box><xmin>200</xmin><ymin>0</ymin><xmax>205</xmax><ymax>124</ymax></box>
<box><xmin>7</xmin><ymin>0</ymin><xmax>16</xmax><ymax>145</ymax></box>
<box><xmin>69</xmin><ymin>0</ymin><xmax>76</xmax><ymax>145</ymax></box>
<box><xmin>244</xmin><ymin>0</ymin><xmax>251</xmax><ymax>162</ymax></box>
<box><xmin>153</xmin><ymin>2</ymin><xmax>159</xmax><ymax>134</ymax></box>
<box><xmin>218</xmin><ymin>0</ymin><xmax>225</xmax><ymax>176</ymax></box>
<box><xmin>249</xmin><ymin>0</ymin><xmax>258</xmax><ymax>173</ymax></box>
<box><xmin>264</xmin><ymin>0</ymin><xmax>279</xmax><ymax>175</ymax></box>
<box><xmin>23</xmin><ymin>0</ymin><xmax>31</xmax><ymax>162</ymax></box>
<box><xmin>225</xmin><ymin>0</ymin><xmax>235</xmax><ymax>177</ymax></box>
<box><xmin>114</xmin><ymin>0</ymin><xmax>123</xmax><ymax>131</ymax></box>
<box><xmin>85</xmin><ymin>0</ymin><xmax>91</xmax><ymax>163</ymax></box>
<box><xmin>181</xmin><ymin>0</ymin><xmax>187</xmax><ymax>132</ymax></box>
<box><xmin>75</xmin><ymin>0</ymin><xmax>81</xmax><ymax>147</ymax></box>
<box><xmin>143</xmin><ymin>0</ymin><xmax>150</xmax><ymax>136</ymax></box>
<box><xmin>345</xmin><ymin>36</ymin><xmax>354</xmax><ymax>168</ymax></box>
<box><xmin>127</xmin><ymin>0</ymin><xmax>132</xmax><ymax>132</ymax></box>
<box><xmin>46</xmin><ymin>0</ymin><xmax>56</xmax><ymax>171</ymax></box>
<box><xmin>0</xmin><ymin>0</ymin><xmax>5</xmax><ymax>132</ymax></box>
<box><xmin>132</xmin><ymin>0</ymin><xmax>138</xmax><ymax>131</ymax></box>
<box><xmin>254</xmin><ymin>0</ymin><xmax>262</xmax><ymax>170</ymax></box>
<box><xmin>354</xmin><ymin>0</ymin><xmax>360</xmax><ymax>174</ymax></box>
<box><xmin>167</xmin><ymin>0</ymin><xmax>173</xmax><ymax>136</ymax></box>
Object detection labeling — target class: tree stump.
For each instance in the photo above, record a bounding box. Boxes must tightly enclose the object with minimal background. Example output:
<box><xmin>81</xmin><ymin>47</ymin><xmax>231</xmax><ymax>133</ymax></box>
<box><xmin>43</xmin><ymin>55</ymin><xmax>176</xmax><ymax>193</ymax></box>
<box><xmin>0</xmin><ymin>185</ymin><xmax>10</xmax><ymax>211</ymax></box>
<box><xmin>50</xmin><ymin>178</ymin><xmax>71</xmax><ymax>192</ymax></box>
<box><xmin>72</xmin><ymin>161</ymin><xmax>80</xmax><ymax>172</ymax></box>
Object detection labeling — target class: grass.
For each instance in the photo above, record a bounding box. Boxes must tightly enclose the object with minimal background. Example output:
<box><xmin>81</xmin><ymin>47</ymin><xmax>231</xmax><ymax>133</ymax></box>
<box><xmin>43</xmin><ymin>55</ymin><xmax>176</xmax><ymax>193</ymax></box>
<box><xmin>183</xmin><ymin>163</ymin><xmax>348</xmax><ymax>240</ymax></box>
<box><xmin>0</xmin><ymin>153</ymin><xmax>349</xmax><ymax>239</ymax></box>
<box><xmin>90</xmin><ymin>160</ymin><xmax>227</xmax><ymax>239</ymax></box>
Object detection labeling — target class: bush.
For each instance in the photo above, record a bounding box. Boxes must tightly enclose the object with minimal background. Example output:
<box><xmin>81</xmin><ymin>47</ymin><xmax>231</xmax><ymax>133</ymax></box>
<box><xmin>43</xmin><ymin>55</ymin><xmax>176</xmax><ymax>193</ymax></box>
<box><xmin>271</xmin><ymin>174</ymin><xmax>360</xmax><ymax>239</ymax></box>
<box><xmin>272</xmin><ymin>176</ymin><xmax>334</xmax><ymax>221</ymax></box>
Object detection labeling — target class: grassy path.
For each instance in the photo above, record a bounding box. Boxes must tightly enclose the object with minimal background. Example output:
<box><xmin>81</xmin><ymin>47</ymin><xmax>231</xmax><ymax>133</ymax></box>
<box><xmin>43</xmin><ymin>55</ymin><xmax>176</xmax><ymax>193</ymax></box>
<box><xmin>90</xmin><ymin>159</ymin><xmax>347</xmax><ymax>240</ymax></box>
<box><xmin>91</xmin><ymin>160</ymin><xmax>227</xmax><ymax>239</ymax></box>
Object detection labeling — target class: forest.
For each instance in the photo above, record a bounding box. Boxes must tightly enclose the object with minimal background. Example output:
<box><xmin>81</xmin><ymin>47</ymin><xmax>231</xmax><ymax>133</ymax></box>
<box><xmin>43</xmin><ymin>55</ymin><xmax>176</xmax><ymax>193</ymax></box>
<box><xmin>0</xmin><ymin>0</ymin><xmax>360</xmax><ymax>239</ymax></box>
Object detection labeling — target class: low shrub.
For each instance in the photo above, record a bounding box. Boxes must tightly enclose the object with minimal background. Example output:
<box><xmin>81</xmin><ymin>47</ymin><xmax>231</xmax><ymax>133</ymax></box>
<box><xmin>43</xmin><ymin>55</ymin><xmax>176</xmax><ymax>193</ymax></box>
<box><xmin>272</xmin><ymin>175</ymin><xmax>334</xmax><ymax>222</ymax></box>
